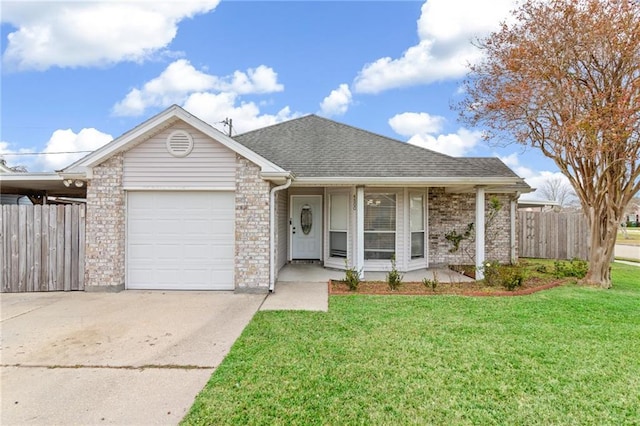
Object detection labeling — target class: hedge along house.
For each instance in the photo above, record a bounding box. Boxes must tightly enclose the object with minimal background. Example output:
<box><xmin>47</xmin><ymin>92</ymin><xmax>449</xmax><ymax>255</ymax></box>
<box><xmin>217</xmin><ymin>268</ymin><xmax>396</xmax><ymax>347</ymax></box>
<box><xmin>61</xmin><ymin>105</ymin><xmax>531</xmax><ymax>293</ymax></box>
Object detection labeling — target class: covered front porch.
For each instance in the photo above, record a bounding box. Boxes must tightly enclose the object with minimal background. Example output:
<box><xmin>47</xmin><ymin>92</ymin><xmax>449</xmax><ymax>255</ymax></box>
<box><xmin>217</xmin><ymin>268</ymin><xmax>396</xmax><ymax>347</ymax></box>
<box><xmin>274</xmin><ymin>185</ymin><xmax>515</xmax><ymax>285</ymax></box>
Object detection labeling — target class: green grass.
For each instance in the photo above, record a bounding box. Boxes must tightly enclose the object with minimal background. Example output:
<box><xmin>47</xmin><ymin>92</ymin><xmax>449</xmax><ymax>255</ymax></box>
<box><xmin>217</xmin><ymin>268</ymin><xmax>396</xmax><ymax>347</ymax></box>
<box><xmin>183</xmin><ymin>263</ymin><xmax>640</xmax><ymax>425</ymax></box>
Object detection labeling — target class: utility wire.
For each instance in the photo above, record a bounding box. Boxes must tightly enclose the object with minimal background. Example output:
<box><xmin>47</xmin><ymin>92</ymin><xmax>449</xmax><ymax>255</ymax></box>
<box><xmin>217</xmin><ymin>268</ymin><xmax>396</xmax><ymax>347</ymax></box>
<box><xmin>0</xmin><ymin>150</ymin><xmax>94</xmax><ymax>156</ymax></box>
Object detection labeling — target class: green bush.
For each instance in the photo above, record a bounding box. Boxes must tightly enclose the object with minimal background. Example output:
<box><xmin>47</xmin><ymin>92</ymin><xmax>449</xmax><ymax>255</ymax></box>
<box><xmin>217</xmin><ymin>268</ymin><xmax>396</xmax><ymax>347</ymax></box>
<box><xmin>343</xmin><ymin>260</ymin><xmax>361</xmax><ymax>291</ymax></box>
<box><xmin>535</xmin><ymin>264</ymin><xmax>548</xmax><ymax>274</ymax></box>
<box><xmin>553</xmin><ymin>258</ymin><xmax>588</xmax><ymax>279</ymax></box>
<box><xmin>482</xmin><ymin>261</ymin><xmax>500</xmax><ymax>287</ymax></box>
<box><xmin>482</xmin><ymin>261</ymin><xmax>526</xmax><ymax>291</ymax></box>
<box><xmin>422</xmin><ymin>270</ymin><xmax>439</xmax><ymax>292</ymax></box>
<box><xmin>386</xmin><ymin>255</ymin><xmax>403</xmax><ymax>291</ymax></box>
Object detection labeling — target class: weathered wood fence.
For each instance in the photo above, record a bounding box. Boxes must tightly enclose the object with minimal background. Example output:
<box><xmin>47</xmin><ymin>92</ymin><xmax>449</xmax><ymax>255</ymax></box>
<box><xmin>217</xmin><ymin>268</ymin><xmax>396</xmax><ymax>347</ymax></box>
<box><xmin>518</xmin><ymin>211</ymin><xmax>589</xmax><ymax>260</ymax></box>
<box><xmin>1</xmin><ymin>204</ymin><xmax>85</xmax><ymax>293</ymax></box>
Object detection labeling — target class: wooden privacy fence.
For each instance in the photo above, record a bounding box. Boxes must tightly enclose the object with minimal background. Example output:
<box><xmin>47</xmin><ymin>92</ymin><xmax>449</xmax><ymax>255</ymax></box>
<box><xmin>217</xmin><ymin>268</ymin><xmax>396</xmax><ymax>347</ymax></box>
<box><xmin>519</xmin><ymin>211</ymin><xmax>589</xmax><ymax>260</ymax></box>
<box><xmin>1</xmin><ymin>204</ymin><xmax>85</xmax><ymax>293</ymax></box>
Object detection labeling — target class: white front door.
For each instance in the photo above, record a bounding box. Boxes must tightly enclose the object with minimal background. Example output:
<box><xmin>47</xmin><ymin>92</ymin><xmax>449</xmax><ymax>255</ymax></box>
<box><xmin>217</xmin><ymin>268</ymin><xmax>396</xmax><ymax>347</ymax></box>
<box><xmin>291</xmin><ymin>195</ymin><xmax>322</xmax><ymax>259</ymax></box>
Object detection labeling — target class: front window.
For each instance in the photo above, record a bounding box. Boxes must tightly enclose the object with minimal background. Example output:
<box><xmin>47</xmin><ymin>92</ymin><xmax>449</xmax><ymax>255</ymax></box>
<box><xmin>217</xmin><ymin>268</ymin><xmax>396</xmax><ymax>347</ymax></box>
<box><xmin>329</xmin><ymin>193</ymin><xmax>348</xmax><ymax>258</ymax></box>
<box><xmin>410</xmin><ymin>194</ymin><xmax>425</xmax><ymax>259</ymax></box>
<box><xmin>364</xmin><ymin>193</ymin><xmax>396</xmax><ymax>260</ymax></box>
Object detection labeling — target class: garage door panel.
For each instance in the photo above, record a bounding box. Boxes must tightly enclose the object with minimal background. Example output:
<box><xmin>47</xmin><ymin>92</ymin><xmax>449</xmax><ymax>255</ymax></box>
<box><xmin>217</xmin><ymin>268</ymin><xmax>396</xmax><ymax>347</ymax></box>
<box><xmin>127</xmin><ymin>191</ymin><xmax>235</xmax><ymax>290</ymax></box>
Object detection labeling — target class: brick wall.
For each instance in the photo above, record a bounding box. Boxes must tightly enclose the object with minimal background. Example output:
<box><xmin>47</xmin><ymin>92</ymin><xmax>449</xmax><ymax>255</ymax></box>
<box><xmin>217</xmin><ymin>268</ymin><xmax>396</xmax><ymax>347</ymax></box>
<box><xmin>84</xmin><ymin>154</ymin><xmax>126</xmax><ymax>291</ymax></box>
<box><xmin>429</xmin><ymin>188</ymin><xmax>513</xmax><ymax>266</ymax></box>
<box><xmin>235</xmin><ymin>155</ymin><xmax>271</xmax><ymax>292</ymax></box>
<box><xmin>484</xmin><ymin>194</ymin><xmax>513</xmax><ymax>262</ymax></box>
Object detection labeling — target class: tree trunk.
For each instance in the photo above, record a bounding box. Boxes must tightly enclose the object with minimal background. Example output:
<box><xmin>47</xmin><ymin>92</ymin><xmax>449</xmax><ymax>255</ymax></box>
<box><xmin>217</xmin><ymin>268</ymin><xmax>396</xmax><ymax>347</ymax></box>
<box><xmin>584</xmin><ymin>209</ymin><xmax>617</xmax><ymax>288</ymax></box>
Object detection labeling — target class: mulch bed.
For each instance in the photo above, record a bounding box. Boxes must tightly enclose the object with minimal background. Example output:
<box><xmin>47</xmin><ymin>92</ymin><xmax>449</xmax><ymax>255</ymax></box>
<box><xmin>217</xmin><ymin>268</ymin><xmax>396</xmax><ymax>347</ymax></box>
<box><xmin>329</xmin><ymin>278</ymin><xmax>568</xmax><ymax>297</ymax></box>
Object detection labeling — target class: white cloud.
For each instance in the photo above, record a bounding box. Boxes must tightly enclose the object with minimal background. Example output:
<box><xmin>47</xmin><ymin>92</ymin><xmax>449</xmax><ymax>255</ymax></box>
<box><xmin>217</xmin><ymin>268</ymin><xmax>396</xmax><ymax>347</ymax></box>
<box><xmin>0</xmin><ymin>129</ymin><xmax>113</xmax><ymax>172</ymax></box>
<box><xmin>353</xmin><ymin>0</ymin><xmax>514</xmax><ymax>93</ymax></box>
<box><xmin>39</xmin><ymin>128</ymin><xmax>113</xmax><ymax>171</ymax></box>
<box><xmin>499</xmin><ymin>153</ymin><xmax>576</xmax><ymax>202</ymax></box>
<box><xmin>388</xmin><ymin>111</ymin><xmax>481</xmax><ymax>157</ymax></box>
<box><xmin>406</xmin><ymin>129</ymin><xmax>483</xmax><ymax>157</ymax></box>
<box><xmin>113</xmin><ymin>59</ymin><xmax>217</xmax><ymax>116</ymax></box>
<box><xmin>388</xmin><ymin>112</ymin><xmax>445</xmax><ymax>136</ymax></box>
<box><xmin>113</xmin><ymin>60</ymin><xmax>284</xmax><ymax>116</ymax></box>
<box><xmin>227</xmin><ymin>66</ymin><xmax>284</xmax><ymax>95</ymax></box>
<box><xmin>182</xmin><ymin>92</ymin><xmax>299</xmax><ymax>135</ymax></box>
<box><xmin>1</xmin><ymin>1</ymin><xmax>220</xmax><ymax>71</ymax></box>
<box><xmin>318</xmin><ymin>84</ymin><xmax>352</xmax><ymax>117</ymax></box>
<box><xmin>0</xmin><ymin>141</ymin><xmax>37</xmax><ymax>171</ymax></box>
<box><xmin>37</xmin><ymin>128</ymin><xmax>113</xmax><ymax>171</ymax></box>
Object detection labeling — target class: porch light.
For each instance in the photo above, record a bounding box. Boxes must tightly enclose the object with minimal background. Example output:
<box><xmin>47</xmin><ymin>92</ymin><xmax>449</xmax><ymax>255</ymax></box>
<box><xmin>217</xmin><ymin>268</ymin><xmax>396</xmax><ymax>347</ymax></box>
<box><xmin>63</xmin><ymin>179</ymin><xmax>85</xmax><ymax>188</ymax></box>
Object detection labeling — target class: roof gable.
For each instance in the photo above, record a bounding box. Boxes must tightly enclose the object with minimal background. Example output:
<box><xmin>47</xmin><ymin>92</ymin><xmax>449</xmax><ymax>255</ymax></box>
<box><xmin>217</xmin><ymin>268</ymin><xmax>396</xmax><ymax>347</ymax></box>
<box><xmin>62</xmin><ymin>105</ymin><xmax>287</xmax><ymax>178</ymax></box>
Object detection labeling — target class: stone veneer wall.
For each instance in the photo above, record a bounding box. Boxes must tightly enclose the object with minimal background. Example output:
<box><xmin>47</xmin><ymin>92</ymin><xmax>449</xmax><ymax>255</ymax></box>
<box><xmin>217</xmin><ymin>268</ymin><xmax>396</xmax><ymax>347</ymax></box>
<box><xmin>84</xmin><ymin>154</ymin><xmax>126</xmax><ymax>291</ymax></box>
<box><xmin>428</xmin><ymin>188</ymin><xmax>512</xmax><ymax>266</ymax></box>
<box><xmin>235</xmin><ymin>155</ymin><xmax>271</xmax><ymax>292</ymax></box>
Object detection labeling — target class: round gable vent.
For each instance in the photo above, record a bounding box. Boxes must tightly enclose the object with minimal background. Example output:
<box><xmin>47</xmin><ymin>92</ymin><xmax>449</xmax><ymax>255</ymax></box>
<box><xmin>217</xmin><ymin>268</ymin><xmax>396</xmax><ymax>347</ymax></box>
<box><xmin>166</xmin><ymin>130</ymin><xmax>194</xmax><ymax>157</ymax></box>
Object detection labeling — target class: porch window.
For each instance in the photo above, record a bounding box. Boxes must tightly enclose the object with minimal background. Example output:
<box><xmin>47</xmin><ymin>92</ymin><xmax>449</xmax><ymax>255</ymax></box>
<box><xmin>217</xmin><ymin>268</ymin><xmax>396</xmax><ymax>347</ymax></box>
<box><xmin>364</xmin><ymin>193</ymin><xmax>396</xmax><ymax>260</ymax></box>
<box><xmin>410</xmin><ymin>193</ymin><xmax>425</xmax><ymax>259</ymax></box>
<box><xmin>329</xmin><ymin>193</ymin><xmax>349</xmax><ymax>257</ymax></box>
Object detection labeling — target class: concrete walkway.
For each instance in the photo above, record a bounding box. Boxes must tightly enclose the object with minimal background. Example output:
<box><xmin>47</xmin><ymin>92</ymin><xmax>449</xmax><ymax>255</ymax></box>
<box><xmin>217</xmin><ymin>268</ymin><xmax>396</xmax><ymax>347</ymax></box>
<box><xmin>261</xmin><ymin>264</ymin><xmax>473</xmax><ymax>312</ymax></box>
<box><xmin>615</xmin><ymin>259</ymin><xmax>640</xmax><ymax>267</ymax></box>
<box><xmin>1</xmin><ymin>291</ymin><xmax>265</xmax><ymax>425</ymax></box>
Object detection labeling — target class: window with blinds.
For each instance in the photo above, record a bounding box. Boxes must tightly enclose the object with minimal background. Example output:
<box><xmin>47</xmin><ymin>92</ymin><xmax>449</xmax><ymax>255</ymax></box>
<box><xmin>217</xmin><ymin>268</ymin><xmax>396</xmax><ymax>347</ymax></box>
<box><xmin>329</xmin><ymin>193</ymin><xmax>349</xmax><ymax>258</ymax></box>
<box><xmin>364</xmin><ymin>193</ymin><xmax>396</xmax><ymax>260</ymax></box>
<box><xmin>410</xmin><ymin>193</ymin><xmax>425</xmax><ymax>259</ymax></box>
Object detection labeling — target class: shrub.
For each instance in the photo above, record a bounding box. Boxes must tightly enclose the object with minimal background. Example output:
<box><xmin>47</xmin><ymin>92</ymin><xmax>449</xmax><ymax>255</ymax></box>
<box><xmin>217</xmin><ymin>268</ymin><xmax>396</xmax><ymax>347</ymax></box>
<box><xmin>535</xmin><ymin>264</ymin><xmax>548</xmax><ymax>274</ymax></box>
<box><xmin>553</xmin><ymin>258</ymin><xmax>588</xmax><ymax>279</ymax></box>
<box><xmin>500</xmin><ymin>264</ymin><xmax>526</xmax><ymax>291</ymax></box>
<box><xmin>482</xmin><ymin>261</ymin><xmax>500</xmax><ymax>286</ymax></box>
<box><xmin>482</xmin><ymin>261</ymin><xmax>526</xmax><ymax>291</ymax></box>
<box><xmin>422</xmin><ymin>270</ymin><xmax>439</xmax><ymax>291</ymax></box>
<box><xmin>386</xmin><ymin>255</ymin><xmax>403</xmax><ymax>291</ymax></box>
<box><xmin>343</xmin><ymin>260</ymin><xmax>361</xmax><ymax>291</ymax></box>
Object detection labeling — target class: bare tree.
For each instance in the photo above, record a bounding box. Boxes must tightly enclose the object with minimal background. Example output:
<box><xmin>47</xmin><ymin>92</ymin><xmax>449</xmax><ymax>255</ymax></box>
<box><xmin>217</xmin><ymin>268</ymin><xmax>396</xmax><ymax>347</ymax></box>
<box><xmin>536</xmin><ymin>176</ymin><xmax>577</xmax><ymax>208</ymax></box>
<box><xmin>458</xmin><ymin>0</ymin><xmax>640</xmax><ymax>288</ymax></box>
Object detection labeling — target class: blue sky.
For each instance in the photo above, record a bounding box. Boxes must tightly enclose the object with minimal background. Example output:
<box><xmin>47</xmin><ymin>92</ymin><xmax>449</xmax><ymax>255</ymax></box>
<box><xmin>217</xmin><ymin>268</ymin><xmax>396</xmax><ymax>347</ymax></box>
<box><xmin>1</xmin><ymin>0</ymin><xmax>564</xmax><ymax>198</ymax></box>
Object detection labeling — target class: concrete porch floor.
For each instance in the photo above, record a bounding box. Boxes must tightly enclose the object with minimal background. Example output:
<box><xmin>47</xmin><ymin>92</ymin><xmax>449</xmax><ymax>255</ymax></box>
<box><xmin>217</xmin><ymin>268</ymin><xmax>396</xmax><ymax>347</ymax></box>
<box><xmin>276</xmin><ymin>263</ymin><xmax>474</xmax><ymax>284</ymax></box>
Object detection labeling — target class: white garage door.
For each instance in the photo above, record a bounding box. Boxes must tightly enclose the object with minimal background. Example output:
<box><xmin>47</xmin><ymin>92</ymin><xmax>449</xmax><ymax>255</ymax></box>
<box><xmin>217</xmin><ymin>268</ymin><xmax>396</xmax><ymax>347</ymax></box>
<box><xmin>127</xmin><ymin>191</ymin><xmax>235</xmax><ymax>290</ymax></box>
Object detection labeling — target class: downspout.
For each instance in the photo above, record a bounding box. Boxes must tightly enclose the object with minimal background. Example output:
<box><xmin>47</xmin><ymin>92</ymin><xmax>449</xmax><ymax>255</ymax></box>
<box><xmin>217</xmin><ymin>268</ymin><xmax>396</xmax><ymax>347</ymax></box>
<box><xmin>269</xmin><ymin>176</ymin><xmax>293</xmax><ymax>292</ymax></box>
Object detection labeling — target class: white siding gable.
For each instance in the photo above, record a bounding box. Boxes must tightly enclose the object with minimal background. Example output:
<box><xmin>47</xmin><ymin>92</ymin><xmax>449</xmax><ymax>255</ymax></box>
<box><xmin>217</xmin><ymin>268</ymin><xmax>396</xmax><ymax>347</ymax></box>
<box><xmin>123</xmin><ymin>122</ymin><xmax>236</xmax><ymax>189</ymax></box>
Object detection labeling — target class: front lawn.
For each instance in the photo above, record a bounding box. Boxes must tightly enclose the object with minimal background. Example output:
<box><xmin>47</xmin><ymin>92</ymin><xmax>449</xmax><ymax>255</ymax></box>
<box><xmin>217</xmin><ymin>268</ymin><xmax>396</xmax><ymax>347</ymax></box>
<box><xmin>183</xmin><ymin>263</ymin><xmax>640</xmax><ymax>425</ymax></box>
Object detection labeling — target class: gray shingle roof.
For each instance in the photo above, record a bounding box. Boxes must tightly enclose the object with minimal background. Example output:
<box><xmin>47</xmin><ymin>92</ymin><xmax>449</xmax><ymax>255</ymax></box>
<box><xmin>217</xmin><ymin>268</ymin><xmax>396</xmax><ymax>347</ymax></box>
<box><xmin>234</xmin><ymin>115</ymin><xmax>526</xmax><ymax>181</ymax></box>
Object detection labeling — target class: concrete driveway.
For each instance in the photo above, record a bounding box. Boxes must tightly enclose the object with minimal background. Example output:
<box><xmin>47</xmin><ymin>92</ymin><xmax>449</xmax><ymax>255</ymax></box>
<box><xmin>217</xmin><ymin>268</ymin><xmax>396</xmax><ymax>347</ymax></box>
<box><xmin>1</xmin><ymin>291</ymin><xmax>265</xmax><ymax>425</ymax></box>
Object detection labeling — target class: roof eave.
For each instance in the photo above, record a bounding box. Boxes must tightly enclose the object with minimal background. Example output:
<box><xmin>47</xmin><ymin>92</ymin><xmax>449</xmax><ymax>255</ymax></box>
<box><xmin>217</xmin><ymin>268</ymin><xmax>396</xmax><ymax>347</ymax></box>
<box><xmin>291</xmin><ymin>176</ymin><xmax>528</xmax><ymax>187</ymax></box>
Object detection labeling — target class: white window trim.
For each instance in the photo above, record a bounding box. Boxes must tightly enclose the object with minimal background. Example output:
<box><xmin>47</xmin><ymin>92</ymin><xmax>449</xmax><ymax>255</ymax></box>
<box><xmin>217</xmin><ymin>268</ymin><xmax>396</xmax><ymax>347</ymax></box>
<box><xmin>407</xmin><ymin>189</ymin><xmax>428</xmax><ymax>271</ymax></box>
<box><xmin>325</xmin><ymin>188</ymin><xmax>352</xmax><ymax>270</ymax></box>
<box><xmin>363</xmin><ymin>189</ymin><xmax>400</xmax><ymax>270</ymax></box>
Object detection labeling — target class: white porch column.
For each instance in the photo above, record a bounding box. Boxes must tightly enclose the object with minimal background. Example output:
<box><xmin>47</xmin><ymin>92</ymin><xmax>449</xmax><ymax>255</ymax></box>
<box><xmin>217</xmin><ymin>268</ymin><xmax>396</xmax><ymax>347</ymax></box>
<box><xmin>510</xmin><ymin>198</ymin><xmax>517</xmax><ymax>264</ymax></box>
<box><xmin>475</xmin><ymin>186</ymin><xmax>486</xmax><ymax>280</ymax></box>
<box><xmin>356</xmin><ymin>186</ymin><xmax>365</xmax><ymax>279</ymax></box>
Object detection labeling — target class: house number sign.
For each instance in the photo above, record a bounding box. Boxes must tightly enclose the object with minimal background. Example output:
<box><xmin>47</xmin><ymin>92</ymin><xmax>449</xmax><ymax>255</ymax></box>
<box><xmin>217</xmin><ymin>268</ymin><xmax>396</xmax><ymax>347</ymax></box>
<box><xmin>300</xmin><ymin>204</ymin><xmax>312</xmax><ymax>235</ymax></box>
